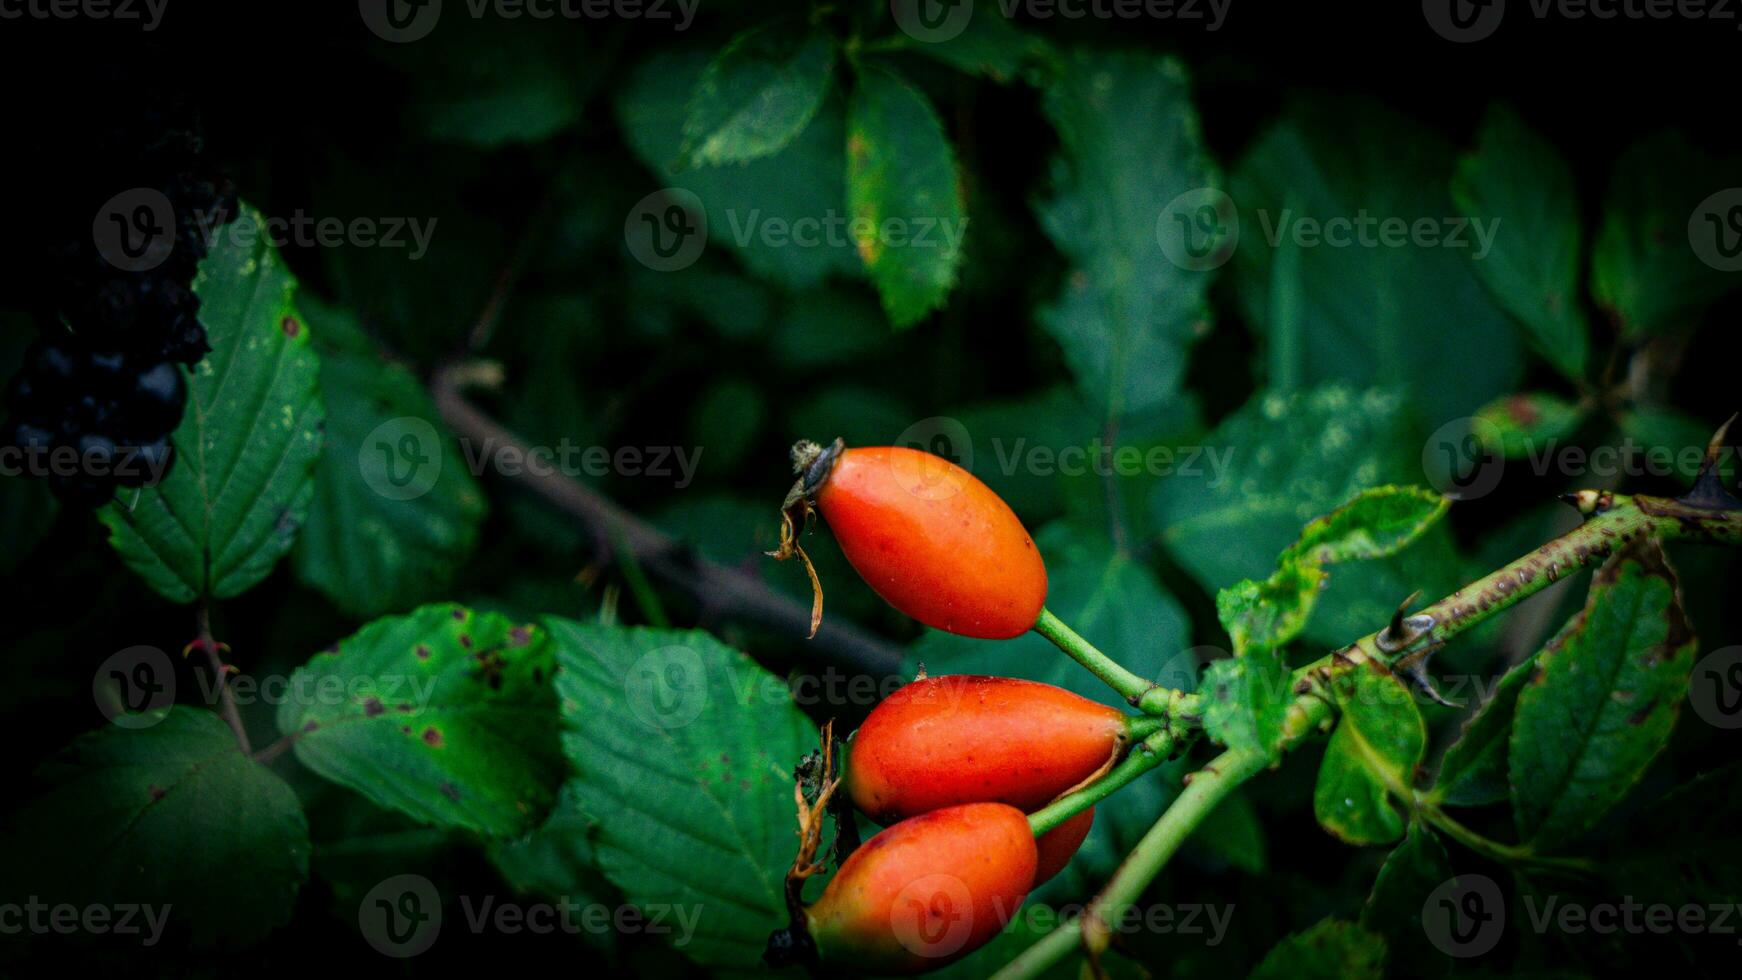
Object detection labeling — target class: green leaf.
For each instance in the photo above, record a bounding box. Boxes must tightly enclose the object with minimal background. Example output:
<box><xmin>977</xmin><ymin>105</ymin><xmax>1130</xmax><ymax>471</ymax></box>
<box><xmin>1430</xmin><ymin>650</ymin><xmax>1538</xmax><ymax>807</ymax></box>
<box><xmin>549</xmin><ymin>620</ymin><xmax>816</xmax><ymax>971</ymax></box>
<box><xmin>1036</xmin><ymin>49</ymin><xmax>1218</xmax><ymax>422</ymax></box>
<box><xmin>1231</xmin><ymin>100</ymin><xmax>1522</xmax><ymax>422</ymax></box>
<box><xmin>681</xmin><ymin>22</ymin><xmax>834</xmax><ymax>166</ymax></box>
<box><xmin>1475</xmin><ymin>393</ymin><xmax>1587</xmax><ymax>460</ymax></box>
<box><xmin>1509</xmin><ymin>541</ymin><xmax>1697</xmax><ymax>849</ymax></box>
<box><xmin>1361</xmin><ymin>823</ymin><xmax>1452</xmax><ymax>978</ymax></box>
<box><xmin>2</xmin><ymin>708</ymin><xmax>308</xmax><ymax>946</ymax></box>
<box><xmin>1216</xmin><ymin>561</ymin><xmax>1325</xmax><ymax>657</ymax></box>
<box><xmin>277</xmin><ymin>603</ymin><xmax>563</xmax><ymax>837</ymax></box>
<box><xmin>1155</xmin><ymin>386</ymin><xmax>1418</xmax><ymax>593</ymax></box>
<box><xmin>688</xmin><ymin>378</ymin><xmax>766</xmax><ymax>471</ymax></box>
<box><xmin>1451</xmin><ymin>105</ymin><xmax>1589</xmax><ymax>381</ymax></box>
<box><xmin>845</xmin><ymin>64</ymin><xmax>965</xmax><ymax>327</ymax></box>
<box><xmin>1592</xmin><ymin>131</ymin><xmax>1739</xmax><ymax>339</ymax></box>
<box><xmin>1314</xmin><ymin>667</ymin><xmax>1426</xmax><ymax>846</ymax></box>
<box><xmin>1200</xmin><ymin>648</ymin><xmax>1291</xmax><ymax>763</ymax></box>
<box><xmin>875</xmin><ymin>14</ymin><xmax>1049</xmax><ymax>83</ymax></box>
<box><xmin>1249</xmin><ymin>918</ymin><xmax>1386</xmax><ymax>980</ymax></box>
<box><xmin>1284</xmin><ymin>485</ymin><xmax>1450</xmax><ymax>566</ymax></box>
<box><xmin>292</xmin><ymin>299</ymin><xmax>487</xmax><ymax>619</ymax></box>
<box><xmin>616</xmin><ymin>49</ymin><xmax>860</xmax><ymax>288</ymax></box>
<box><xmin>486</xmin><ymin>782</ymin><xmax>619</xmax><ymax>925</ymax></box>
<box><xmin>100</xmin><ymin>204</ymin><xmax>325</xmax><ymax>603</ymax></box>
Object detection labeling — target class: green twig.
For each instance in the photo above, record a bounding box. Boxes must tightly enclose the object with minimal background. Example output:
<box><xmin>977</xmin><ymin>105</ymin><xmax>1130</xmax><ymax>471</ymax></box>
<box><xmin>1032</xmin><ymin>607</ymin><xmax>1153</xmax><ymax>704</ymax></box>
<box><xmin>1028</xmin><ymin>729</ymin><xmax>1177</xmax><ymax>836</ymax></box>
<box><xmin>996</xmin><ymin>491</ymin><xmax>1741</xmax><ymax>978</ymax></box>
<box><xmin>995</xmin><ymin>748</ymin><xmax>1269</xmax><ymax>979</ymax></box>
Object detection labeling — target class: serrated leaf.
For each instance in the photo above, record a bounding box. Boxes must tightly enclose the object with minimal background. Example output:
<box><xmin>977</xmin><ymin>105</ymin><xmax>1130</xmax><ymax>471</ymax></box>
<box><xmin>1201</xmin><ymin>648</ymin><xmax>1291</xmax><ymax>763</ymax></box>
<box><xmin>549</xmin><ymin>620</ymin><xmax>816</xmax><ymax>971</ymax></box>
<box><xmin>1036</xmin><ymin>49</ymin><xmax>1217</xmax><ymax>422</ymax></box>
<box><xmin>876</xmin><ymin>13</ymin><xmax>1049</xmax><ymax>83</ymax></box>
<box><xmin>1231</xmin><ymin>100</ymin><xmax>1522</xmax><ymax>422</ymax></box>
<box><xmin>1155</xmin><ymin>386</ymin><xmax>1418</xmax><ymax>593</ymax></box>
<box><xmin>1475</xmin><ymin>393</ymin><xmax>1587</xmax><ymax>460</ymax></box>
<box><xmin>1430</xmin><ymin>650</ymin><xmax>1538</xmax><ymax>807</ymax></box>
<box><xmin>1250</xmin><ymin>918</ymin><xmax>1386</xmax><ymax>980</ymax></box>
<box><xmin>1216</xmin><ymin>562</ymin><xmax>1325</xmax><ymax>657</ymax></box>
<box><xmin>1592</xmin><ymin>131</ymin><xmax>1739</xmax><ymax>339</ymax></box>
<box><xmin>1509</xmin><ymin>541</ymin><xmax>1697</xmax><ymax>850</ymax></box>
<box><xmin>616</xmin><ymin>49</ymin><xmax>860</xmax><ymax>287</ymax></box>
<box><xmin>1284</xmin><ymin>485</ymin><xmax>1450</xmax><ymax>566</ymax></box>
<box><xmin>1451</xmin><ymin>105</ymin><xmax>1589</xmax><ymax>381</ymax></box>
<box><xmin>846</xmin><ymin>64</ymin><xmax>965</xmax><ymax>327</ymax></box>
<box><xmin>486</xmin><ymin>781</ymin><xmax>620</xmax><ymax>948</ymax></box>
<box><xmin>1361</xmin><ymin>823</ymin><xmax>1452</xmax><ymax>978</ymax></box>
<box><xmin>681</xmin><ymin>22</ymin><xmax>834</xmax><ymax>166</ymax></box>
<box><xmin>292</xmin><ymin>299</ymin><xmax>486</xmax><ymax>618</ymax></box>
<box><xmin>1</xmin><ymin>708</ymin><xmax>309</xmax><ymax>946</ymax></box>
<box><xmin>100</xmin><ymin>204</ymin><xmax>324</xmax><ymax>603</ymax></box>
<box><xmin>277</xmin><ymin>603</ymin><xmax>563</xmax><ymax>837</ymax></box>
<box><xmin>1314</xmin><ymin>667</ymin><xmax>1425</xmax><ymax>846</ymax></box>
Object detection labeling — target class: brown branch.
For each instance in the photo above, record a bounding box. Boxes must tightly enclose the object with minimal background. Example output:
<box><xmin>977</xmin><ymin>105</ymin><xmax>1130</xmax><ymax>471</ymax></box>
<box><xmin>429</xmin><ymin>366</ymin><xmax>907</xmax><ymax>679</ymax></box>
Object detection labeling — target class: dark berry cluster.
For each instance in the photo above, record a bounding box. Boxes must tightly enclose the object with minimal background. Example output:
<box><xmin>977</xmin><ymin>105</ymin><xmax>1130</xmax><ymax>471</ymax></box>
<box><xmin>2</xmin><ymin>91</ymin><xmax>236</xmax><ymax>507</ymax></box>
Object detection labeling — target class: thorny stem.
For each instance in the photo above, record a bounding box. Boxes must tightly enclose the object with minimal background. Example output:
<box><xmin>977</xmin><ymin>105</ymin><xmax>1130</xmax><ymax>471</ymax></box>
<box><xmin>189</xmin><ymin>603</ymin><xmax>250</xmax><ymax>754</ymax></box>
<box><xmin>996</xmin><ymin>490</ymin><xmax>1742</xmax><ymax>979</ymax></box>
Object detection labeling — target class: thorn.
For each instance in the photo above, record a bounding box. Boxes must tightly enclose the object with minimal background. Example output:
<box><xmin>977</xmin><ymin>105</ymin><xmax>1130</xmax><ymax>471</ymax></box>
<box><xmin>1678</xmin><ymin>414</ymin><xmax>1742</xmax><ymax>511</ymax></box>
<box><xmin>1377</xmin><ymin>593</ymin><xmax>1434</xmax><ymax>654</ymax></box>
<box><xmin>1394</xmin><ymin>642</ymin><xmax>1461</xmax><ymax>709</ymax></box>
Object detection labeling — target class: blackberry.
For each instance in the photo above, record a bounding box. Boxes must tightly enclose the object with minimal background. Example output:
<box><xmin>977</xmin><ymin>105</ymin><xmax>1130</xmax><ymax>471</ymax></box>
<box><xmin>0</xmin><ymin>79</ymin><xmax>236</xmax><ymax>506</ymax></box>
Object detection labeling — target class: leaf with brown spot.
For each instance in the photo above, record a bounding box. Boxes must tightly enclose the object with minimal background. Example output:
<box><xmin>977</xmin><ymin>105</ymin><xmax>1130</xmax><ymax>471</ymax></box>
<box><xmin>1508</xmin><ymin>540</ymin><xmax>1698</xmax><ymax>850</ymax></box>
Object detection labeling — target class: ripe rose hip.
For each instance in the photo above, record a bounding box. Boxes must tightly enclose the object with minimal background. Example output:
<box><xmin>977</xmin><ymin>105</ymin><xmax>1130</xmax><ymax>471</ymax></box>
<box><xmin>793</xmin><ymin>440</ymin><xmax>1048</xmax><ymax>639</ymax></box>
<box><xmin>845</xmin><ymin>675</ymin><xmax>1130</xmax><ymax>823</ymax></box>
<box><xmin>802</xmin><ymin>802</ymin><xmax>1037</xmax><ymax>974</ymax></box>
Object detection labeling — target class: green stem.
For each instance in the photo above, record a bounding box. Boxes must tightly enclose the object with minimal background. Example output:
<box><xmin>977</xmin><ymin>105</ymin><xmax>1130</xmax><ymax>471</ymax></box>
<box><xmin>995</xmin><ymin>748</ymin><xmax>1269</xmax><ymax>979</ymax></box>
<box><xmin>1028</xmin><ymin>730</ymin><xmax>1176</xmax><ymax>836</ymax></box>
<box><xmin>996</xmin><ymin>491</ymin><xmax>1741</xmax><ymax>978</ymax></box>
<box><xmin>1417</xmin><ymin>800</ymin><xmax>1596</xmax><ymax>876</ymax></box>
<box><xmin>1032</xmin><ymin>607</ymin><xmax>1153</xmax><ymax>704</ymax></box>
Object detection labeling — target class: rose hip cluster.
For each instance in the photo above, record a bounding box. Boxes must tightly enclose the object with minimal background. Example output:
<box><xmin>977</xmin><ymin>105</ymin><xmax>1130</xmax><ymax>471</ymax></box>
<box><xmin>2</xmin><ymin>91</ymin><xmax>235</xmax><ymax>506</ymax></box>
<box><xmin>769</xmin><ymin>442</ymin><xmax>1138</xmax><ymax>973</ymax></box>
